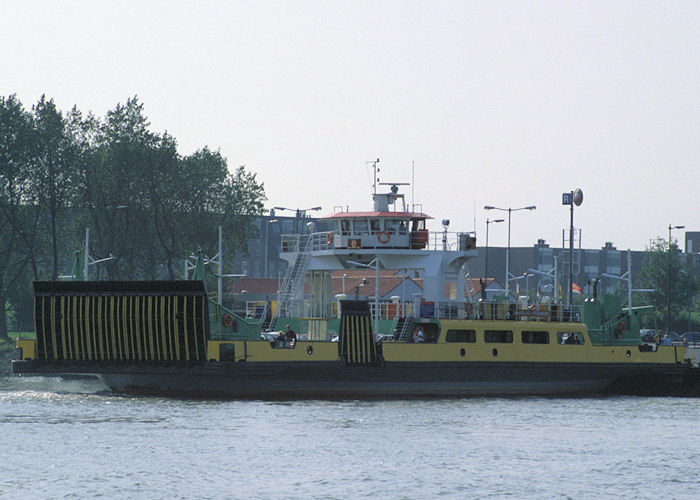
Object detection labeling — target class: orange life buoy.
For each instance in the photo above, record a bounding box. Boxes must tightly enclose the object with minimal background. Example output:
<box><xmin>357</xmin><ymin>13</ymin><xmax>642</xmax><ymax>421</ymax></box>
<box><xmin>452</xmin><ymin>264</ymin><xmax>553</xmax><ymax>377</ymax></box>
<box><xmin>326</xmin><ymin>232</ymin><xmax>333</xmax><ymax>245</ymax></box>
<box><xmin>378</xmin><ymin>231</ymin><xmax>390</xmax><ymax>244</ymax></box>
<box><xmin>465</xmin><ymin>302</ymin><xmax>474</xmax><ymax>316</ymax></box>
<box><xmin>615</xmin><ymin>322</ymin><xmax>626</xmax><ymax>338</ymax></box>
<box><xmin>222</xmin><ymin>313</ymin><xmax>233</xmax><ymax>328</ymax></box>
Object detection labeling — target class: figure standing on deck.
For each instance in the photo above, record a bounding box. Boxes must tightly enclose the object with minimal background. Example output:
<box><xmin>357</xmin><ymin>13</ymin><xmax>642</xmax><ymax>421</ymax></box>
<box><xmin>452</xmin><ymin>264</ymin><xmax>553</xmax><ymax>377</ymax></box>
<box><xmin>285</xmin><ymin>324</ymin><xmax>297</xmax><ymax>345</ymax></box>
<box><xmin>412</xmin><ymin>327</ymin><xmax>425</xmax><ymax>343</ymax></box>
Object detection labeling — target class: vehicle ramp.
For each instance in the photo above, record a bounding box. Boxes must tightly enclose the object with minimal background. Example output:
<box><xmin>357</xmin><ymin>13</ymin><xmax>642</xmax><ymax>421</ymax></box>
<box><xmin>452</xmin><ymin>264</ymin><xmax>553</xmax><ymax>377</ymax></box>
<box><xmin>32</xmin><ymin>281</ymin><xmax>209</xmax><ymax>364</ymax></box>
<box><xmin>338</xmin><ymin>300</ymin><xmax>381</xmax><ymax>366</ymax></box>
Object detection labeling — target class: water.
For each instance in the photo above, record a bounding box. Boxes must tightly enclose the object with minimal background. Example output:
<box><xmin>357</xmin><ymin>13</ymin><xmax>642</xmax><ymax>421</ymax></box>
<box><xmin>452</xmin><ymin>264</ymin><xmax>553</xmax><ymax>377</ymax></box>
<box><xmin>1</xmin><ymin>376</ymin><xmax>699</xmax><ymax>499</ymax></box>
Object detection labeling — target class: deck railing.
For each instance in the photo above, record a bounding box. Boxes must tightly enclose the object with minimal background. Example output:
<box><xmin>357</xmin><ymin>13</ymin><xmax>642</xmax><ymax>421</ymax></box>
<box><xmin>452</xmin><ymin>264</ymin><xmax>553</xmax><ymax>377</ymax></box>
<box><xmin>368</xmin><ymin>300</ymin><xmax>581</xmax><ymax>323</ymax></box>
<box><xmin>280</xmin><ymin>231</ymin><xmax>476</xmax><ymax>253</ymax></box>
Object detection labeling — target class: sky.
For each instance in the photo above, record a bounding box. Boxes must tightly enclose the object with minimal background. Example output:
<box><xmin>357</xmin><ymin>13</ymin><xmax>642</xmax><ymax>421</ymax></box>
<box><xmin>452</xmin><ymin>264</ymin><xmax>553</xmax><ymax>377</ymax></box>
<box><xmin>2</xmin><ymin>0</ymin><xmax>699</xmax><ymax>252</ymax></box>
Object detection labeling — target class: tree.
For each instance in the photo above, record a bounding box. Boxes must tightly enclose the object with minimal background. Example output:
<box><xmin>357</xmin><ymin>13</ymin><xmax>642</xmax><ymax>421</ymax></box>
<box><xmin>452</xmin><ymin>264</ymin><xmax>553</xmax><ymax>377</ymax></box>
<box><xmin>32</xmin><ymin>95</ymin><xmax>79</xmax><ymax>279</ymax></box>
<box><xmin>1</xmin><ymin>93</ymin><xmax>268</xmax><ymax>336</ymax></box>
<box><xmin>0</xmin><ymin>94</ymin><xmax>36</xmax><ymax>340</ymax></box>
<box><xmin>74</xmin><ymin>97</ymin><xmax>155</xmax><ymax>279</ymax></box>
<box><xmin>639</xmin><ymin>237</ymin><xmax>698</xmax><ymax>332</ymax></box>
<box><xmin>72</xmin><ymin>97</ymin><xmax>266</xmax><ymax>281</ymax></box>
<box><xmin>145</xmin><ymin>147</ymin><xmax>266</xmax><ymax>279</ymax></box>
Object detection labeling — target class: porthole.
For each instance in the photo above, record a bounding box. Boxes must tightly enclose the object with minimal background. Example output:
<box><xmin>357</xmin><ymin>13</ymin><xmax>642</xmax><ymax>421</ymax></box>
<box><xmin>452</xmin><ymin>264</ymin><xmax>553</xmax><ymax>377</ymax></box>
<box><xmin>306</xmin><ymin>345</ymin><xmax>313</xmax><ymax>355</ymax></box>
<box><xmin>460</xmin><ymin>348</ymin><xmax>466</xmax><ymax>357</ymax></box>
<box><xmin>492</xmin><ymin>348</ymin><xmax>498</xmax><ymax>357</ymax></box>
<box><xmin>626</xmin><ymin>350</ymin><xmax>631</xmax><ymax>358</ymax></box>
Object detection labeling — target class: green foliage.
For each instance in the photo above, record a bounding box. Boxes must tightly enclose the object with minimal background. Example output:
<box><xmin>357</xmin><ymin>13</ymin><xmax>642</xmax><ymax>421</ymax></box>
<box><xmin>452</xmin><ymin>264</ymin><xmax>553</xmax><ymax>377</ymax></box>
<box><xmin>638</xmin><ymin>237</ymin><xmax>699</xmax><ymax>332</ymax></box>
<box><xmin>0</xmin><ymin>94</ymin><xmax>267</xmax><ymax>338</ymax></box>
<box><xmin>0</xmin><ymin>94</ymin><xmax>39</xmax><ymax>339</ymax></box>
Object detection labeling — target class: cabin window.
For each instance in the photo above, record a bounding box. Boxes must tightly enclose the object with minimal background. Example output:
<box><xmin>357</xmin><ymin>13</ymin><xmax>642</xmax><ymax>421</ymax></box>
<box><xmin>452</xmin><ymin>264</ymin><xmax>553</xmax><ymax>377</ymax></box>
<box><xmin>410</xmin><ymin>323</ymin><xmax>440</xmax><ymax>343</ymax></box>
<box><xmin>384</xmin><ymin>219</ymin><xmax>407</xmax><ymax>235</ymax></box>
<box><xmin>521</xmin><ymin>330</ymin><xmax>549</xmax><ymax>344</ymax></box>
<box><xmin>558</xmin><ymin>331</ymin><xmax>584</xmax><ymax>345</ymax></box>
<box><xmin>446</xmin><ymin>329</ymin><xmax>476</xmax><ymax>343</ymax></box>
<box><xmin>340</xmin><ymin>220</ymin><xmax>350</xmax><ymax>235</ymax></box>
<box><xmin>354</xmin><ymin>220</ymin><xmax>369</xmax><ymax>235</ymax></box>
<box><xmin>370</xmin><ymin>219</ymin><xmax>381</xmax><ymax>234</ymax></box>
<box><xmin>411</xmin><ymin>219</ymin><xmax>426</xmax><ymax>231</ymax></box>
<box><xmin>484</xmin><ymin>330</ymin><xmax>513</xmax><ymax>343</ymax></box>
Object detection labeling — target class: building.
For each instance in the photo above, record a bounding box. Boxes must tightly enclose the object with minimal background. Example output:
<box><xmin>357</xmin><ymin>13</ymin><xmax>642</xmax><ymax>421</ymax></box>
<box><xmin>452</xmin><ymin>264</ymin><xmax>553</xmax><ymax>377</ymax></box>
<box><xmin>469</xmin><ymin>239</ymin><xmax>646</xmax><ymax>299</ymax></box>
<box><xmin>686</xmin><ymin>232</ymin><xmax>700</xmax><ymax>254</ymax></box>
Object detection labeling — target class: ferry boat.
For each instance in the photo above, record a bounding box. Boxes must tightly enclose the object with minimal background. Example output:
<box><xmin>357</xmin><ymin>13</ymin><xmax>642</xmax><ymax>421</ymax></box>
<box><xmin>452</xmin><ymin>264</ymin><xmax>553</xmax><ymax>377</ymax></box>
<box><xmin>11</xmin><ymin>181</ymin><xmax>700</xmax><ymax>398</ymax></box>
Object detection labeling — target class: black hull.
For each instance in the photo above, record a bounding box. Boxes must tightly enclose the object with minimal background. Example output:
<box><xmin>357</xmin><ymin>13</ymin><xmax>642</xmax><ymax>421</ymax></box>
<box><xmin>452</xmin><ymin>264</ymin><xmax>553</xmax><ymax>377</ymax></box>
<box><xmin>12</xmin><ymin>359</ymin><xmax>700</xmax><ymax>399</ymax></box>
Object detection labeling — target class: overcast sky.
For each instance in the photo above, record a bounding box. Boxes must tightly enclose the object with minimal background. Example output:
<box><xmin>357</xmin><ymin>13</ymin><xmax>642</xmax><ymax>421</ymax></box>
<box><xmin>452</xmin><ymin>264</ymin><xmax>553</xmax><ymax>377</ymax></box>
<box><xmin>3</xmin><ymin>0</ymin><xmax>698</xmax><ymax>251</ymax></box>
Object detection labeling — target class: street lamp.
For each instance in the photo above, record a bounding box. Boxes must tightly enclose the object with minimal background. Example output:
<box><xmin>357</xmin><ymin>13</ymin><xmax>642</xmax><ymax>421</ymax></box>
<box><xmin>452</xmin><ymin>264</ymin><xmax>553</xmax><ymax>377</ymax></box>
<box><xmin>528</xmin><ymin>255</ymin><xmax>558</xmax><ymax>303</ymax></box>
<box><xmin>562</xmin><ymin>188</ymin><xmax>583</xmax><ymax>306</ymax></box>
<box><xmin>510</xmin><ymin>273</ymin><xmax>534</xmax><ymax>299</ymax></box>
<box><xmin>484</xmin><ymin>218</ymin><xmax>504</xmax><ymax>282</ymax></box>
<box><xmin>667</xmin><ymin>224</ymin><xmax>685</xmax><ymax>334</ymax></box>
<box><xmin>272</xmin><ymin>206</ymin><xmax>322</xmax><ymax>234</ymax></box>
<box><xmin>484</xmin><ymin>205</ymin><xmax>536</xmax><ymax>299</ymax></box>
<box><xmin>482</xmin><ymin>218</ymin><xmax>504</xmax><ymax>300</ymax></box>
<box><xmin>265</xmin><ymin>219</ymin><xmax>278</xmax><ymax>277</ymax></box>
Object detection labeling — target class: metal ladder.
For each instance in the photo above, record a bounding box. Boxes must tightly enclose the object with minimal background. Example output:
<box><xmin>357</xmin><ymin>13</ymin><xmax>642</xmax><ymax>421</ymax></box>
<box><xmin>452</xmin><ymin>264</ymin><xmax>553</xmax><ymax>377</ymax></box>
<box><xmin>396</xmin><ymin>315</ymin><xmax>413</xmax><ymax>341</ymax></box>
<box><xmin>270</xmin><ymin>236</ymin><xmax>312</xmax><ymax>329</ymax></box>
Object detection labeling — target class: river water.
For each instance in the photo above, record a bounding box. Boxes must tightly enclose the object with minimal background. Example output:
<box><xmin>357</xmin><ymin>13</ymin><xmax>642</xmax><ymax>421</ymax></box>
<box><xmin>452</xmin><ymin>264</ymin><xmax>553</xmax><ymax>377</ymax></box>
<box><xmin>1</xmin><ymin>376</ymin><xmax>698</xmax><ymax>499</ymax></box>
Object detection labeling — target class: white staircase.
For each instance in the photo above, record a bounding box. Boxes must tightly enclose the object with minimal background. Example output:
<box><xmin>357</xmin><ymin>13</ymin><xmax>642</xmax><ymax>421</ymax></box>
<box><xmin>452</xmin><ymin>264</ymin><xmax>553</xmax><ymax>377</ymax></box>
<box><xmin>270</xmin><ymin>236</ymin><xmax>312</xmax><ymax>329</ymax></box>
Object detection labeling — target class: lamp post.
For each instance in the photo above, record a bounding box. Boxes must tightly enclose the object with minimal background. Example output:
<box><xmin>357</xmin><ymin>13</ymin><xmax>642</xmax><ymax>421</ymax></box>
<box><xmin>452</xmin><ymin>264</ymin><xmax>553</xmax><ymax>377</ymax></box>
<box><xmin>272</xmin><ymin>206</ymin><xmax>322</xmax><ymax>234</ymax></box>
<box><xmin>562</xmin><ymin>189</ymin><xmax>583</xmax><ymax>306</ymax></box>
<box><xmin>484</xmin><ymin>218</ymin><xmax>504</xmax><ymax>282</ymax></box>
<box><xmin>265</xmin><ymin>219</ymin><xmax>278</xmax><ymax>277</ymax></box>
<box><xmin>528</xmin><ymin>256</ymin><xmax>559</xmax><ymax>304</ymax></box>
<box><xmin>484</xmin><ymin>205</ymin><xmax>536</xmax><ymax>299</ymax></box>
<box><xmin>667</xmin><ymin>224</ymin><xmax>685</xmax><ymax>334</ymax></box>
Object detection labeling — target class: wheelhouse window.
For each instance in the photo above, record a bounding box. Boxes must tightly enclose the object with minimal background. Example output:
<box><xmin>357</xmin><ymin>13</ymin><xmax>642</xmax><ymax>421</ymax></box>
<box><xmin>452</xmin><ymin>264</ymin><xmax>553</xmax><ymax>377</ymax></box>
<box><xmin>558</xmin><ymin>331</ymin><xmax>584</xmax><ymax>345</ymax></box>
<box><xmin>484</xmin><ymin>330</ymin><xmax>513</xmax><ymax>343</ymax></box>
<box><xmin>383</xmin><ymin>219</ymin><xmax>408</xmax><ymax>235</ymax></box>
<box><xmin>354</xmin><ymin>220</ymin><xmax>369</xmax><ymax>235</ymax></box>
<box><xmin>521</xmin><ymin>330</ymin><xmax>549</xmax><ymax>344</ymax></box>
<box><xmin>446</xmin><ymin>329</ymin><xmax>476</xmax><ymax>343</ymax></box>
<box><xmin>411</xmin><ymin>219</ymin><xmax>426</xmax><ymax>231</ymax></box>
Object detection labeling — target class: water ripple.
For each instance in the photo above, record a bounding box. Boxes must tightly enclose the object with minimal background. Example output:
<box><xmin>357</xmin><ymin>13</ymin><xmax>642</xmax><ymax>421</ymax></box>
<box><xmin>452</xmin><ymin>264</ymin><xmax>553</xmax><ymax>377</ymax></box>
<box><xmin>1</xmin><ymin>386</ymin><xmax>700</xmax><ymax>499</ymax></box>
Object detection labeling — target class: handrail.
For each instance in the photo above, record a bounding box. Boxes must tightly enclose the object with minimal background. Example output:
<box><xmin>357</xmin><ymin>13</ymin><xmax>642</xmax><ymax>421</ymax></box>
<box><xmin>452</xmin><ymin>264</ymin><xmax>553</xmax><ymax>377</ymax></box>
<box><xmin>280</xmin><ymin>230</ymin><xmax>477</xmax><ymax>252</ymax></box>
<box><xmin>365</xmin><ymin>299</ymin><xmax>582</xmax><ymax>323</ymax></box>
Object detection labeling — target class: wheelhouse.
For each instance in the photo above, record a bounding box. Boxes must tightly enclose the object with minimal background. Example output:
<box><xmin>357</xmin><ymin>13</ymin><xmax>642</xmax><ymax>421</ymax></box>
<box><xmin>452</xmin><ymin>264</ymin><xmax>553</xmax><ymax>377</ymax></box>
<box><xmin>325</xmin><ymin>211</ymin><xmax>431</xmax><ymax>249</ymax></box>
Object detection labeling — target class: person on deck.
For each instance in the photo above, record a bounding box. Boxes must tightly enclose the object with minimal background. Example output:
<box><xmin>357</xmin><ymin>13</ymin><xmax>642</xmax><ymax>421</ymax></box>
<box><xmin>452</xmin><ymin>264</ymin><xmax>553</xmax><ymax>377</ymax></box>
<box><xmin>285</xmin><ymin>324</ymin><xmax>297</xmax><ymax>346</ymax></box>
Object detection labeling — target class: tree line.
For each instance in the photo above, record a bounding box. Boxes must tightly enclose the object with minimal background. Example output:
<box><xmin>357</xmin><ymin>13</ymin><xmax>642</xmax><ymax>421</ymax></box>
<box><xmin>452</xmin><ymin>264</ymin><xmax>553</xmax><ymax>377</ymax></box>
<box><xmin>638</xmin><ymin>238</ymin><xmax>699</xmax><ymax>334</ymax></box>
<box><xmin>0</xmin><ymin>94</ymin><xmax>265</xmax><ymax>339</ymax></box>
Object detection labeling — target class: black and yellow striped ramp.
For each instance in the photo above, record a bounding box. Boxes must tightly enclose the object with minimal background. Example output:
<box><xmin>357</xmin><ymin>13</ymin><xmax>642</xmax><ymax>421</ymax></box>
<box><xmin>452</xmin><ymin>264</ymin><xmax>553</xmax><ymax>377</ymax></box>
<box><xmin>338</xmin><ymin>300</ymin><xmax>381</xmax><ymax>366</ymax></box>
<box><xmin>33</xmin><ymin>281</ymin><xmax>209</xmax><ymax>364</ymax></box>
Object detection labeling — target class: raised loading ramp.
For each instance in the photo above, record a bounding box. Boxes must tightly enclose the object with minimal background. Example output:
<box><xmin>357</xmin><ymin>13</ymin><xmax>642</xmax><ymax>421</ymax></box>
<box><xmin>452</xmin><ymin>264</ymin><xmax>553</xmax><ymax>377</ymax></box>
<box><xmin>338</xmin><ymin>300</ymin><xmax>381</xmax><ymax>366</ymax></box>
<box><xmin>33</xmin><ymin>281</ymin><xmax>209</xmax><ymax>364</ymax></box>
